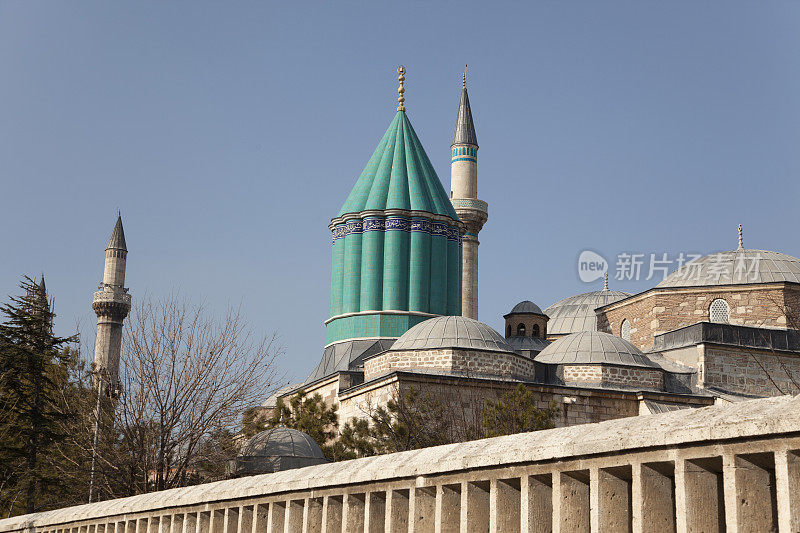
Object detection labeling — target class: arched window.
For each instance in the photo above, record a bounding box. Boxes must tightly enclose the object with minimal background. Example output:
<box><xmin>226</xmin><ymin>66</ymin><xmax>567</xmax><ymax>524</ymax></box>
<box><xmin>516</xmin><ymin>323</ymin><xmax>526</xmax><ymax>336</ymax></box>
<box><xmin>621</xmin><ymin>319</ymin><xmax>631</xmax><ymax>341</ymax></box>
<box><xmin>532</xmin><ymin>324</ymin><xmax>540</xmax><ymax>338</ymax></box>
<box><xmin>709</xmin><ymin>298</ymin><xmax>730</xmax><ymax>323</ymax></box>
<box><xmin>506</xmin><ymin>325</ymin><xmax>512</xmax><ymax>337</ymax></box>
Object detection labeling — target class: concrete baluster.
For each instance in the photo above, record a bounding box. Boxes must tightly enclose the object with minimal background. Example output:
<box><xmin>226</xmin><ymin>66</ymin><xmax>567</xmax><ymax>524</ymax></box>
<box><xmin>342</xmin><ymin>494</ymin><xmax>365</xmax><ymax>532</ymax></box>
<box><xmin>461</xmin><ymin>481</ymin><xmax>489</xmax><ymax>533</ymax></box>
<box><xmin>631</xmin><ymin>462</ymin><xmax>674</xmax><ymax>533</ymax></box>
<box><xmin>286</xmin><ymin>500</ymin><xmax>304</xmax><ymax>532</ymax></box>
<box><xmin>267</xmin><ymin>503</ymin><xmax>286</xmax><ymax>533</ymax></box>
<box><xmin>253</xmin><ymin>505</ymin><xmax>269</xmax><ymax>533</ymax></box>
<box><xmin>364</xmin><ymin>491</ymin><xmax>386</xmax><ymax>533</ymax></box>
<box><xmin>385</xmin><ymin>489</ymin><xmax>409</xmax><ymax>533</ymax></box>
<box><xmin>302</xmin><ymin>499</ymin><xmax>322</xmax><ymax>533</ymax></box>
<box><xmin>237</xmin><ymin>506</ymin><xmax>252</xmax><ymax>533</ymax></box>
<box><xmin>521</xmin><ymin>474</ymin><xmax>552</xmax><ymax>533</ymax></box>
<box><xmin>182</xmin><ymin>514</ymin><xmax>196</xmax><ymax>533</ymax></box>
<box><xmin>411</xmin><ymin>487</ymin><xmax>435</xmax><ymax>532</ymax></box>
<box><xmin>775</xmin><ymin>449</ymin><xmax>800</xmax><ymax>532</ymax></box>
<box><xmin>321</xmin><ymin>496</ymin><xmax>342</xmax><ymax>533</ymax></box>
<box><xmin>490</xmin><ymin>478</ymin><xmax>521</xmax><ymax>533</ymax></box>
<box><xmin>553</xmin><ymin>471</ymin><xmax>590</xmax><ymax>533</ymax></box>
<box><xmin>591</xmin><ymin>466</ymin><xmax>631</xmax><ymax>532</ymax></box>
<box><xmin>723</xmin><ymin>453</ymin><xmax>777</xmax><ymax>532</ymax></box>
<box><xmin>675</xmin><ymin>457</ymin><xmax>724</xmax><ymax>533</ymax></box>
<box><xmin>198</xmin><ymin>512</ymin><xmax>211</xmax><ymax>533</ymax></box>
<box><xmin>435</xmin><ymin>484</ymin><xmax>460</xmax><ymax>533</ymax></box>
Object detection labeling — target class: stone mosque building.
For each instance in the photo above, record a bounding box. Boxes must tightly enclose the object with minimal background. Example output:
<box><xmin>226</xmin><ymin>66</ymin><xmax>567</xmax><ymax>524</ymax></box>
<box><xmin>86</xmin><ymin>66</ymin><xmax>800</xmax><ymax>436</ymax></box>
<box><xmin>278</xmin><ymin>66</ymin><xmax>800</xmax><ymax>430</ymax></box>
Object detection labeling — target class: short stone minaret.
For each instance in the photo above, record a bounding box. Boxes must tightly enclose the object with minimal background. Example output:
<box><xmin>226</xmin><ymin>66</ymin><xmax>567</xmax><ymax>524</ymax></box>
<box><xmin>450</xmin><ymin>70</ymin><xmax>487</xmax><ymax>319</ymax></box>
<box><xmin>92</xmin><ymin>214</ymin><xmax>131</xmax><ymax>396</ymax></box>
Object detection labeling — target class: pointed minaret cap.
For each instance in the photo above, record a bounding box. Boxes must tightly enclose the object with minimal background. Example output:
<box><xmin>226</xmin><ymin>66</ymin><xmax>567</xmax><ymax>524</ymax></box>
<box><xmin>738</xmin><ymin>224</ymin><xmax>743</xmax><ymax>250</ymax></box>
<box><xmin>107</xmin><ymin>213</ymin><xmax>128</xmax><ymax>252</ymax></box>
<box><xmin>603</xmin><ymin>272</ymin><xmax>609</xmax><ymax>291</ymax></box>
<box><xmin>452</xmin><ymin>66</ymin><xmax>478</xmax><ymax>147</ymax></box>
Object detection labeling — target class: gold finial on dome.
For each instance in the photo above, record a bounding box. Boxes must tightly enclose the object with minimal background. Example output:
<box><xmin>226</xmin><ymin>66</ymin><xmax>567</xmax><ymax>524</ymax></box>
<box><xmin>738</xmin><ymin>224</ymin><xmax>743</xmax><ymax>249</ymax></box>
<box><xmin>397</xmin><ymin>65</ymin><xmax>406</xmax><ymax>112</ymax></box>
<box><xmin>463</xmin><ymin>65</ymin><xmax>467</xmax><ymax>89</ymax></box>
<box><xmin>603</xmin><ymin>272</ymin><xmax>609</xmax><ymax>291</ymax></box>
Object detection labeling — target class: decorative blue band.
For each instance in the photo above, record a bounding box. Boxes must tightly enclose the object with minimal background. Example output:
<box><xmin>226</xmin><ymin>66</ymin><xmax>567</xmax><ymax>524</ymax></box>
<box><xmin>332</xmin><ymin>216</ymin><xmax>462</xmax><ymax>244</ymax></box>
<box><xmin>451</xmin><ymin>157</ymin><xmax>477</xmax><ymax>163</ymax></box>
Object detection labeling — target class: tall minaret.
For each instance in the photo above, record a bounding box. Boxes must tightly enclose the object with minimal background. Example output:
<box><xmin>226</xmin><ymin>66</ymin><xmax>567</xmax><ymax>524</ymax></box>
<box><xmin>92</xmin><ymin>214</ymin><xmax>131</xmax><ymax>396</ymax></box>
<box><xmin>450</xmin><ymin>69</ymin><xmax>487</xmax><ymax>319</ymax></box>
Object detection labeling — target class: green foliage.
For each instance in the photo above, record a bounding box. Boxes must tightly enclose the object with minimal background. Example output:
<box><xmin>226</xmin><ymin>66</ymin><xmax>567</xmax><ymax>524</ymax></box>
<box><xmin>482</xmin><ymin>384</ymin><xmax>557</xmax><ymax>438</ymax></box>
<box><xmin>253</xmin><ymin>391</ymin><xmax>340</xmax><ymax>460</ymax></box>
<box><xmin>0</xmin><ymin>277</ymin><xmax>78</xmax><ymax>514</ymax></box>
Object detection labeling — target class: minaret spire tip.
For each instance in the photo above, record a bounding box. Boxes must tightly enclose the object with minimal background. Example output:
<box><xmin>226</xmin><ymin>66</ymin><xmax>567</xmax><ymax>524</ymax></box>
<box><xmin>396</xmin><ymin>65</ymin><xmax>406</xmax><ymax>112</ymax></box>
<box><xmin>603</xmin><ymin>272</ymin><xmax>609</xmax><ymax>291</ymax></box>
<box><xmin>463</xmin><ymin>65</ymin><xmax>467</xmax><ymax>89</ymax></box>
<box><xmin>738</xmin><ymin>224</ymin><xmax>743</xmax><ymax>249</ymax></box>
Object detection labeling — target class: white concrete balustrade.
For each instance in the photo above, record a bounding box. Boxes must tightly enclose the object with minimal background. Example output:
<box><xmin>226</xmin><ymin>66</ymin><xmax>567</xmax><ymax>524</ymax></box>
<box><xmin>2</xmin><ymin>396</ymin><xmax>799</xmax><ymax>533</ymax></box>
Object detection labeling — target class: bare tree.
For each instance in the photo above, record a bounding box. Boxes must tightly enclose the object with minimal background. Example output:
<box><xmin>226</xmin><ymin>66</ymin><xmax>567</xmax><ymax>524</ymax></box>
<box><xmin>93</xmin><ymin>293</ymin><xmax>281</xmax><ymax>495</ymax></box>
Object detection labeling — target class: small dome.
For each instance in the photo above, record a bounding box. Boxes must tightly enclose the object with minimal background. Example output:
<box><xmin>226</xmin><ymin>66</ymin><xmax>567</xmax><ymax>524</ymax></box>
<box><xmin>230</xmin><ymin>427</ymin><xmax>327</xmax><ymax>477</ymax></box>
<box><xmin>544</xmin><ymin>290</ymin><xmax>631</xmax><ymax>336</ymax></box>
<box><xmin>657</xmin><ymin>249</ymin><xmax>800</xmax><ymax>288</ymax></box>
<box><xmin>390</xmin><ymin>316</ymin><xmax>514</xmax><ymax>353</ymax></box>
<box><xmin>535</xmin><ymin>331</ymin><xmax>657</xmax><ymax>368</ymax></box>
<box><xmin>508</xmin><ymin>300</ymin><xmax>544</xmax><ymax>315</ymax></box>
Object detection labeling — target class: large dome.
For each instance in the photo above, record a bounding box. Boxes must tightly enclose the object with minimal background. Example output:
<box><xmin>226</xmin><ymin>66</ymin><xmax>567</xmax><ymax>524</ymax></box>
<box><xmin>657</xmin><ymin>249</ymin><xmax>800</xmax><ymax>288</ymax></box>
<box><xmin>544</xmin><ymin>290</ymin><xmax>631</xmax><ymax>336</ymax></box>
<box><xmin>229</xmin><ymin>427</ymin><xmax>327</xmax><ymax>478</ymax></box>
<box><xmin>535</xmin><ymin>331</ymin><xmax>657</xmax><ymax>368</ymax></box>
<box><xmin>390</xmin><ymin>315</ymin><xmax>514</xmax><ymax>353</ymax></box>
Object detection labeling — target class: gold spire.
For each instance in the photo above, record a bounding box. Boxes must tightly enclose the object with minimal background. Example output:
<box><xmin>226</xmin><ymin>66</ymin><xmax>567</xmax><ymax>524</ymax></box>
<box><xmin>397</xmin><ymin>65</ymin><xmax>406</xmax><ymax>112</ymax></box>
<box><xmin>603</xmin><ymin>272</ymin><xmax>609</xmax><ymax>291</ymax></box>
<box><xmin>463</xmin><ymin>65</ymin><xmax>467</xmax><ymax>89</ymax></box>
<box><xmin>738</xmin><ymin>224</ymin><xmax>743</xmax><ymax>249</ymax></box>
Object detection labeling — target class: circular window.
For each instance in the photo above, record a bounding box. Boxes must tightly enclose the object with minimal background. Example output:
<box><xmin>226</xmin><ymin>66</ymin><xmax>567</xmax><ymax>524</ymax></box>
<box><xmin>621</xmin><ymin>319</ymin><xmax>631</xmax><ymax>341</ymax></box>
<box><xmin>709</xmin><ymin>298</ymin><xmax>730</xmax><ymax>323</ymax></box>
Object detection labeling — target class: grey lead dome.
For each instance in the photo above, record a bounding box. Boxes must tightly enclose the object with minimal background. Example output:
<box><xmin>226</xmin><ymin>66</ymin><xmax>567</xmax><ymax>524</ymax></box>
<box><xmin>508</xmin><ymin>300</ymin><xmax>544</xmax><ymax>315</ymax></box>
<box><xmin>229</xmin><ymin>427</ymin><xmax>327</xmax><ymax>477</ymax></box>
<box><xmin>535</xmin><ymin>330</ymin><xmax>658</xmax><ymax>368</ymax></box>
<box><xmin>657</xmin><ymin>249</ymin><xmax>800</xmax><ymax>288</ymax></box>
<box><xmin>390</xmin><ymin>315</ymin><xmax>514</xmax><ymax>353</ymax></box>
<box><xmin>544</xmin><ymin>290</ymin><xmax>631</xmax><ymax>336</ymax></box>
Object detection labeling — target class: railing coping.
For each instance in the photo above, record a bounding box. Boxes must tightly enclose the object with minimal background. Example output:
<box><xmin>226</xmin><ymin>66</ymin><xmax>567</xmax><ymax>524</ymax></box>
<box><xmin>1</xmin><ymin>394</ymin><xmax>798</xmax><ymax>531</ymax></box>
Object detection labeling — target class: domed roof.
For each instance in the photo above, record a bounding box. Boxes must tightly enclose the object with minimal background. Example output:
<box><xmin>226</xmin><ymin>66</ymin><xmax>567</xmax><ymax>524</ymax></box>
<box><xmin>240</xmin><ymin>426</ymin><xmax>326</xmax><ymax>461</ymax></box>
<box><xmin>535</xmin><ymin>331</ymin><xmax>658</xmax><ymax>368</ymax></box>
<box><xmin>390</xmin><ymin>316</ymin><xmax>515</xmax><ymax>353</ymax></box>
<box><xmin>507</xmin><ymin>300</ymin><xmax>544</xmax><ymax>315</ymax></box>
<box><xmin>337</xmin><ymin>111</ymin><xmax>458</xmax><ymax>220</ymax></box>
<box><xmin>657</xmin><ymin>249</ymin><xmax>800</xmax><ymax>288</ymax></box>
<box><xmin>544</xmin><ymin>290</ymin><xmax>631</xmax><ymax>336</ymax></box>
<box><xmin>229</xmin><ymin>426</ymin><xmax>328</xmax><ymax>477</ymax></box>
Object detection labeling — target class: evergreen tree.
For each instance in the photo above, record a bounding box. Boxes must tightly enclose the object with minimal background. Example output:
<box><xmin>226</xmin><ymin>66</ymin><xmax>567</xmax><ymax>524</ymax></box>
<box><xmin>482</xmin><ymin>384</ymin><xmax>557</xmax><ymax>438</ymax></box>
<box><xmin>0</xmin><ymin>277</ymin><xmax>77</xmax><ymax>514</ymax></box>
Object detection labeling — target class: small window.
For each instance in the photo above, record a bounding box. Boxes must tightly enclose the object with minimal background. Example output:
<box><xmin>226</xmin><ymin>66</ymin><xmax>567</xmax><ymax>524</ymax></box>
<box><xmin>532</xmin><ymin>324</ymin><xmax>540</xmax><ymax>338</ymax></box>
<box><xmin>621</xmin><ymin>319</ymin><xmax>631</xmax><ymax>341</ymax></box>
<box><xmin>709</xmin><ymin>298</ymin><xmax>730</xmax><ymax>323</ymax></box>
<box><xmin>506</xmin><ymin>325</ymin><xmax>512</xmax><ymax>337</ymax></box>
<box><xmin>516</xmin><ymin>323</ymin><xmax>526</xmax><ymax>336</ymax></box>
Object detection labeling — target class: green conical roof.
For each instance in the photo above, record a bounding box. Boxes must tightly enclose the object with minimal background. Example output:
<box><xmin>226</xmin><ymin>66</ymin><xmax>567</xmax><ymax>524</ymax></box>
<box><xmin>338</xmin><ymin>111</ymin><xmax>458</xmax><ymax>220</ymax></box>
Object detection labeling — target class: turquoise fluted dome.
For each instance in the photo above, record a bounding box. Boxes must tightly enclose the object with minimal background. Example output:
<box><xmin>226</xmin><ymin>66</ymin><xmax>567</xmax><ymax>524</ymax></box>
<box><xmin>338</xmin><ymin>111</ymin><xmax>459</xmax><ymax>219</ymax></box>
<box><xmin>326</xmin><ymin>110</ymin><xmax>462</xmax><ymax>347</ymax></box>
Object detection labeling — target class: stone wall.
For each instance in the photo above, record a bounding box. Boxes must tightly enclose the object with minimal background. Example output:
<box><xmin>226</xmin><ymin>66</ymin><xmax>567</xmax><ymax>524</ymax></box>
<box><xmin>562</xmin><ymin>364</ymin><xmax>664</xmax><ymax>390</ymax></box>
<box><xmin>702</xmin><ymin>345</ymin><xmax>800</xmax><ymax>397</ymax></box>
<box><xmin>363</xmin><ymin>348</ymin><xmax>536</xmax><ymax>382</ymax></box>
<box><xmin>2</xmin><ymin>396</ymin><xmax>797</xmax><ymax>533</ymax></box>
<box><xmin>504</xmin><ymin>313</ymin><xmax>548</xmax><ymax>339</ymax></box>
<box><xmin>598</xmin><ymin>284</ymin><xmax>799</xmax><ymax>351</ymax></box>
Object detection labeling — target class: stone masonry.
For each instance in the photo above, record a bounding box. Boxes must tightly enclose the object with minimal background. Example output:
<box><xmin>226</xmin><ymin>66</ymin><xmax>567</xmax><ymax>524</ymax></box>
<box><xmin>598</xmin><ymin>283</ymin><xmax>800</xmax><ymax>351</ymax></box>
<box><xmin>363</xmin><ymin>348</ymin><xmax>536</xmax><ymax>382</ymax></box>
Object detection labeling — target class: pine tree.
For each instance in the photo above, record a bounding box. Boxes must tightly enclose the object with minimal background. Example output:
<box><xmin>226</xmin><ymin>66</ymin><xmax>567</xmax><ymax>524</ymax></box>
<box><xmin>0</xmin><ymin>277</ymin><xmax>76</xmax><ymax>514</ymax></box>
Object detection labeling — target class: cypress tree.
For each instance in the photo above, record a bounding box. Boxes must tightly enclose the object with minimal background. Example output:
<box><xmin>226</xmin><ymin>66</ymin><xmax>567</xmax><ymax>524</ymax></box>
<box><xmin>0</xmin><ymin>276</ymin><xmax>76</xmax><ymax>514</ymax></box>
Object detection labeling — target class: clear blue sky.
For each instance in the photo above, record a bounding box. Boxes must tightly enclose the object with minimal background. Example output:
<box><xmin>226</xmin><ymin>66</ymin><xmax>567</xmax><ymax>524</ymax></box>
<box><xmin>2</xmin><ymin>1</ymin><xmax>800</xmax><ymax>383</ymax></box>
